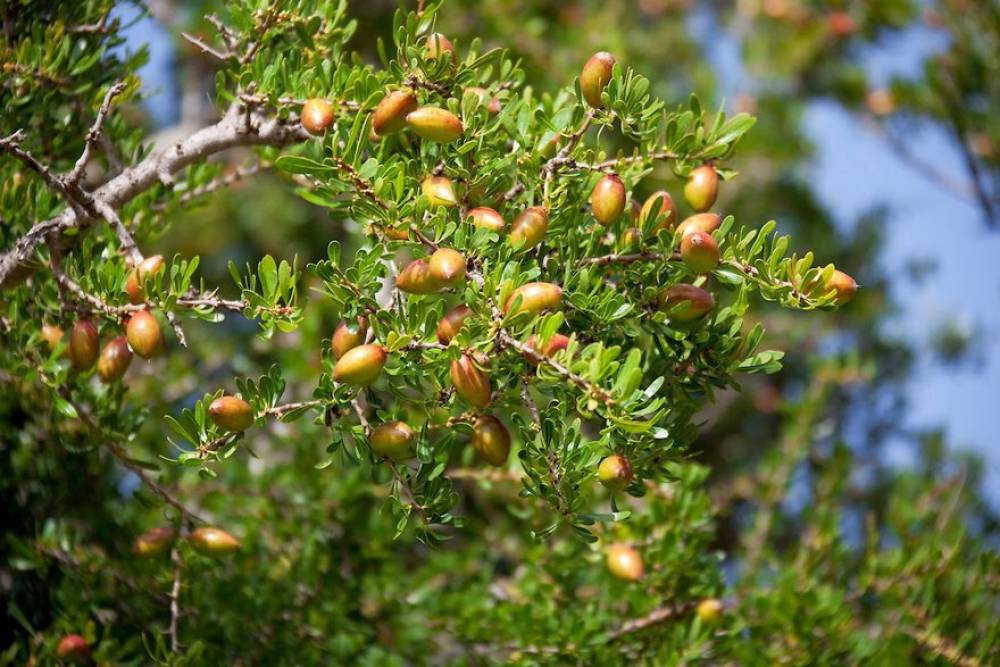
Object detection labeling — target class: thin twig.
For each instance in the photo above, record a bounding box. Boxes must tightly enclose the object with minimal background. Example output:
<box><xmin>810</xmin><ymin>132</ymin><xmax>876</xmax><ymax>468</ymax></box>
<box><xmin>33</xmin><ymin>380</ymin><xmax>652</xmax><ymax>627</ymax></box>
<box><xmin>67</xmin><ymin>81</ymin><xmax>128</xmax><ymax>186</ymax></box>
<box><xmin>168</xmin><ymin>543</ymin><xmax>183</xmax><ymax>653</ymax></box>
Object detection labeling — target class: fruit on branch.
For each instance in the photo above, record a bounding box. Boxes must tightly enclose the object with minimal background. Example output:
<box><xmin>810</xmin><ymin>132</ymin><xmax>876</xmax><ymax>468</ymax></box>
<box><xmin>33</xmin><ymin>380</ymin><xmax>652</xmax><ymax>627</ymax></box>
<box><xmin>56</xmin><ymin>635</ymin><xmax>90</xmax><ymax>663</ymax></box>
<box><xmin>640</xmin><ymin>190</ymin><xmax>676</xmax><ymax>232</ymax></box>
<box><xmin>125</xmin><ymin>254</ymin><xmax>164</xmax><ymax>304</ymax></box>
<box><xmin>467</xmin><ymin>206</ymin><xmax>505</xmax><ymax>232</ymax></box>
<box><xmin>188</xmin><ymin>527</ymin><xmax>240</xmax><ymax>555</ymax></box>
<box><xmin>696</xmin><ymin>598</ymin><xmax>724</xmax><ymax>623</ymax></box>
<box><xmin>96</xmin><ymin>335</ymin><xmax>133</xmax><ymax>383</ymax></box>
<box><xmin>370</xmin><ymin>421</ymin><xmax>415</xmax><ymax>461</ymax></box>
<box><xmin>406</xmin><ymin>107</ymin><xmax>463</xmax><ymax>142</ymax></box>
<box><xmin>132</xmin><ymin>526</ymin><xmax>175</xmax><ymax>557</ymax></box>
<box><xmin>503</xmin><ymin>282</ymin><xmax>563</xmax><ymax>316</ymax></box>
<box><xmin>450</xmin><ymin>353</ymin><xmax>492</xmax><ymax>408</ymax></box>
<box><xmin>606</xmin><ymin>544</ymin><xmax>644</xmax><ymax>581</ymax></box>
<box><xmin>467</xmin><ymin>87</ymin><xmax>502</xmax><ymax>116</ymax></box>
<box><xmin>621</xmin><ymin>226</ymin><xmax>642</xmax><ymax>251</ymax></box>
<box><xmin>397</xmin><ymin>258</ymin><xmax>442</xmax><ymax>294</ymax></box>
<box><xmin>581</xmin><ymin>51</ymin><xmax>616</xmax><ymax>108</ymax></box>
<box><xmin>538</xmin><ymin>132</ymin><xmax>562</xmax><ymax>158</ymax></box>
<box><xmin>676</xmin><ymin>212</ymin><xmax>721</xmax><ymax>239</ymax></box>
<box><xmin>125</xmin><ymin>309</ymin><xmax>164</xmax><ymax>359</ymax></box>
<box><xmin>825</xmin><ymin>269</ymin><xmax>857</xmax><ymax>305</ymax></box>
<box><xmin>428</xmin><ymin>248</ymin><xmax>467</xmax><ymax>286</ymax></box>
<box><xmin>40</xmin><ymin>323</ymin><xmax>64</xmax><ymax>351</ymax></box>
<box><xmin>597</xmin><ymin>454</ymin><xmax>633</xmax><ymax>492</ymax></box>
<box><xmin>68</xmin><ymin>318</ymin><xmax>99</xmax><ymax>371</ymax></box>
<box><xmin>509</xmin><ymin>206</ymin><xmax>549</xmax><ymax>251</ymax></box>
<box><xmin>422</xmin><ymin>175</ymin><xmax>458</xmax><ymax>208</ymax></box>
<box><xmin>301</xmin><ymin>98</ymin><xmax>335</xmax><ymax>135</ymax></box>
<box><xmin>333</xmin><ymin>344</ymin><xmax>387</xmax><ymax>386</ymax></box>
<box><xmin>471</xmin><ymin>415</ymin><xmax>511</xmax><ymax>466</ymax></box>
<box><xmin>372</xmin><ymin>89</ymin><xmax>418</xmax><ymax>136</ymax></box>
<box><xmin>684</xmin><ymin>164</ymin><xmax>719</xmax><ymax>213</ymax></box>
<box><xmin>658</xmin><ymin>284</ymin><xmax>715</xmax><ymax>321</ymax></box>
<box><xmin>424</xmin><ymin>32</ymin><xmax>457</xmax><ymax>64</ymax></box>
<box><xmin>208</xmin><ymin>396</ymin><xmax>254</xmax><ymax>432</ymax></box>
<box><xmin>437</xmin><ymin>304</ymin><xmax>472</xmax><ymax>343</ymax></box>
<box><xmin>332</xmin><ymin>316</ymin><xmax>368</xmax><ymax>360</ymax></box>
<box><xmin>591</xmin><ymin>173</ymin><xmax>627</xmax><ymax>226</ymax></box>
<box><xmin>826</xmin><ymin>11</ymin><xmax>857</xmax><ymax>39</ymax></box>
<box><xmin>680</xmin><ymin>232</ymin><xmax>720</xmax><ymax>273</ymax></box>
<box><xmin>524</xmin><ymin>333</ymin><xmax>570</xmax><ymax>364</ymax></box>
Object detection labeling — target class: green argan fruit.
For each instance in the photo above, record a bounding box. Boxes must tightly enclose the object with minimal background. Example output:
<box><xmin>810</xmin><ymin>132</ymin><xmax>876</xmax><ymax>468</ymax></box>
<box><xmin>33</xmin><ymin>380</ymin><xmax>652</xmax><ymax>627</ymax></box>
<box><xmin>523</xmin><ymin>333</ymin><xmax>570</xmax><ymax>364</ymax></box>
<box><xmin>591</xmin><ymin>173</ymin><xmax>627</xmax><ymax>226</ymax></box>
<box><xmin>132</xmin><ymin>526</ymin><xmax>175</xmax><ymax>557</ymax></box>
<box><xmin>332</xmin><ymin>316</ymin><xmax>368</xmax><ymax>360</ymax></box>
<box><xmin>684</xmin><ymin>164</ymin><xmax>719</xmax><ymax>212</ymax></box>
<box><xmin>208</xmin><ymin>395</ymin><xmax>254</xmax><ymax>432</ymax></box>
<box><xmin>56</xmin><ymin>635</ymin><xmax>90</xmax><ymax>663</ymax></box>
<box><xmin>580</xmin><ymin>51</ymin><xmax>616</xmax><ymax>108</ymax></box>
<box><xmin>97</xmin><ymin>335</ymin><xmax>133</xmax><ymax>383</ymax></box>
<box><xmin>188</xmin><ymin>527</ymin><xmax>240</xmax><ymax>555</ymax></box>
<box><xmin>406</xmin><ymin>107</ymin><xmax>463</xmax><ymax>142</ymax></box>
<box><xmin>68</xmin><ymin>318</ymin><xmax>99</xmax><ymax>371</ymax></box>
<box><xmin>657</xmin><ymin>284</ymin><xmax>715</xmax><ymax>321</ymax></box>
<box><xmin>606</xmin><ymin>544</ymin><xmax>644</xmax><ymax>581</ymax></box>
<box><xmin>680</xmin><ymin>231</ymin><xmax>720</xmax><ymax>274</ymax></box>
<box><xmin>676</xmin><ymin>212</ymin><xmax>721</xmax><ymax>239</ymax></box>
<box><xmin>509</xmin><ymin>206</ymin><xmax>549</xmax><ymax>251</ymax></box>
<box><xmin>621</xmin><ymin>226</ymin><xmax>642</xmax><ymax>251</ymax></box>
<box><xmin>696</xmin><ymin>598</ymin><xmax>724</xmax><ymax>623</ymax></box>
<box><xmin>422</xmin><ymin>175</ymin><xmax>458</xmax><ymax>208</ymax></box>
<box><xmin>827</xmin><ymin>269</ymin><xmax>857</xmax><ymax>305</ymax></box>
<box><xmin>301</xmin><ymin>98</ymin><xmax>335</xmax><ymax>135</ymax></box>
<box><xmin>467</xmin><ymin>206</ymin><xmax>505</xmax><ymax>232</ymax></box>
<box><xmin>640</xmin><ymin>190</ymin><xmax>676</xmax><ymax>233</ymax></box>
<box><xmin>333</xmin><ymin>344</ymin><xmax>387</xmax><ymax>385</ymax></box>
<box><xmin>503</xmin><ymin>282</ymin><xmax>563</xmax><ymax>316</ymax></box>
<box><xmin>428</xmin><ymin>248</ymin><xmax>467</xmax><ymax>286</ymax></box>
<box><xmin>372</xmin><ymin>89</ymin><xmax>418</xmax><ymax>136</ymax></box>
<box><xmin>450</xmin><ymin>353</ymin><xmax>492</xmax><ymax>408</ymax></box>
<box><xmin>125</xmin><ymin>254</ymin><xmax>165</xmax><ymax>304</ymax></box>
<box><xmin>369</xmin><ymin>421</ymin><xmax>415</xmax><ymax>460</ymax></box>
<box><xmin>471</xmin><ymin>415</ymin><xmax>510</xmax><ymax>466</ymax></box>
<box><xmin>424</xmin><ymin>32</ymin><xmax>456</xmax><ymax>63</ymax></box>
<box><xmin>597</xmin><ymin>454</ymin><xmax>633</xmax><ymax>492</ymax></box>
<box><xmin>40</xmin><ymin>323</ymin><xmax>64</xmax><ymax>351</ymax></box>
<box><xmin>396</xmin><ymin>258</ymin><xmax>442</xmax><ymax>294</ymax></box>
<box><xmin>437</xmin><ymin>304</ymin><xmax>472</xmax><ymax>343</ymax></box>
<box><xmin>126</xmin><ymin>310</ymin><xmax>164</xmax><ymax>359</ymax></box>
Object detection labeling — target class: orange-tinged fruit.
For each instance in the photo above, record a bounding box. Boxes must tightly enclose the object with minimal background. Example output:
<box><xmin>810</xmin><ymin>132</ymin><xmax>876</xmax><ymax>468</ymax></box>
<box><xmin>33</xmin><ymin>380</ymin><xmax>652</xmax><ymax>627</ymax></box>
<box><xmin>396</xmin><ymin>258</ymin><xmax>442</xmax><ymax>294</ymax></box>
<box><xmin>591</xmin><ymin>173</ymin><xmax>627</xmax><ymax>226</ymax></box>
<box><xmin>676</xmin><ymin>212</ymin><xmax>721</xmax><ymax>239</ymax></box>
<box><xmin>125</xmin><ymin>254</ymin><xmax>165</xmax><ymax>304</ymax></box>
<box><xmin>332</xmin><ymin>316</ymin><xmax>368</xmax><ymax>360</ymax></box>
<box><xmin>333</xmin><ymin>344</ymin><xmax>387</xmax><ymax>385</ymax></box>
<box><xmin>509</xmin><ymin>206</ymin><xmax>549</xmax><ymax>251</ymax></box>
<box><xmin>640</xmin><ymin>190</ymin><xmax>676</xmax><ymax>232</ymax></box>
<box><xmin>524</xmin><ymin>333</ymin><xmax>570</xmax><ymax>364</ymax></box>
<box><xmin>597</xmin><ymin>454</ymin><xmax>633</xmax><ymax>492</ymax></box>
<box><xmin>132</xmin><ymin>526</ymin><xmax>175</xmax><ymax>557</ymax></box>
<box><xmin>208</xmin><ymin>396</ymin><xmax>254</xmax><ymax>432</ymax></box>
<box><xmin>56</xmin><ymin>635</ymin><xmax>90</xmax><ymax>663</ymax></box>
<box><xmin>581</xmin><ymin>51</ymin><xmax>616</xmax><ymax>108</ymax></box>
<box><xmin>97</xmin><ymin>335</ymin><xmax>133</xmax><ymax>383</ymax></box>
<box><xmin>406</xmin><ymin>107</ymin><xmax>463</xmax><ymax>142</ymax></box>
<box><xmin>68</xmin><ymin>318</ymin><xmax>99</xmax><ymax>370</ymax></box>
<box><xmin>126</xmin><ymin>310</ymin><xmax>164</xmax><ymax>359</ymax></box>
<box><xmin>658</xmin><ymin>284</ymin><xmax>715</xmax><ymax>321</ymax></box>
<box><xmin>428</xmin><ymin>248</ymin><xmax>467</xmax><ymax>286</ymax></box>
<box><xmin>437</xmin><ymin>304</ymin><xmax>472</xmax><ymax>343</ymax></box>
<box><xmin>680</xmin><ymin>232</ymin><xmax>720</xmax><ymax>273</ymax></box>
<box><xmin>606</xmin><ymin>544</ymin><xmax>644</xmax><ymax>581</ymax></box>
<box><xmin>40</xmin><ymin>323</ymin><xmax>64</xmax><ymax>351</ymax></box>
<box><xmin>385</xmin><ymin>226</ymin><xmax>411</xmax><ymax>241</ymax></box>
<box><xmin>188</xmin><ymin>527</ymin><xmax>240</xmax><ymax>555</ymax></box>
<box><xmin>471</xmin><ymin>415</ymin><xmax>510</xmax><ymax>466</ymax></box>
<box><xmin>503</xmin><ymin>282</ymin><xmax>563</xmax><ymax>316</ymax></box>
<box><xmin>372</xmin><ymin>89</ymin><xmax>418</xmax><ymax>136</ymax></box>
<box><xmin>370</xmin><ymin>421</ymin><xmax>415</xmax><ymax>460</ymax></box>
<box><xmin>684</xmin><ymin>165</ymin><xmax>719</xmax><ymax>212</ymax></box>
<box><xmin>696</xmin><ymin>598</ymin><xmax>724</xmax><ymax>623</ymax></box>
<box><xmin>424</xmin><ymin>32</ymin><xmax>456</xmax><ymax>63</ymax></box>
<box><xmin>422</xmin><ymin>175</ymin><xmax>458</xmax><ymax>208</ymax></box>
<box><xmin>450</xmin><ymin>354</ymin><xmax>491</xmax><ymax>408</ymax></box>
<box><xmin>826</xmin><ymin>269</ymin><xmax>857</xmax><ymax>305</ymax></box>
<box><xmin>301</xmin><ymin>98</ymin><xmax>335</xmax><ymax>134</ymax></box>
<box><xmin>467</xmin><ymin>207</ymin><xmax>505</xmax><ymax>232</ymax></box>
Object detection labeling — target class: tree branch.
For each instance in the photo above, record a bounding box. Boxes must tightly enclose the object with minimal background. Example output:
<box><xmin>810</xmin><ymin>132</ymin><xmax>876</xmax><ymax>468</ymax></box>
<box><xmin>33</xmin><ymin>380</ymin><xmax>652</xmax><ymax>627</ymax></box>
<box><xmin>66</xmin><ymin>81</ymin><xmax>128</xmax><ymax>186</ymax></box>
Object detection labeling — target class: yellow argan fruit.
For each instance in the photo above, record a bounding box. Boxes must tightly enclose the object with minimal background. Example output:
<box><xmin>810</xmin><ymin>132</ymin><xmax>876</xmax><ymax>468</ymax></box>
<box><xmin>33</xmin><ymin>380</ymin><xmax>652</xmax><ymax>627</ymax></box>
<box><xmin>422</xmin><ymin>175</ymin><xmax>458</xmax><ymax>208</ymax></box>
<box><xmin>428</xmin><ymin>248</ymin><xmax>467</xmax><ymax>287</ymax></box>
<box><xmin>301</xmin><ymin>98</ymin><xmax>335</xmax><ymax>135</ymax></box>
<box><xmin>385</xmin><ymin>226</ymin><xmax>411</xmax><ymax>241</ymax></box>
<box><xmin>591</xmin><ymin>173</ymin><xmax>627</xmax><ymax>226</ymax></box>
<box><xmin>467</xmin><ymin>207</ymin><xmax>505</xmax><ymax>232</ymax></box>
<box><xmin>680</xmin><ymin>231</ymin><xmax>720</xmax><ymax>274</ymax></box>
<box><xmin>640</xmin><ymin>190</ymin><xmax>676</xmax><ymax>233</ymax></box>
<box><xmin>333</xmin><ymin>344</ymin><xmax>387</xmax><ymax>385</ymax></box>
<box><xmin>581</xmin><ymin>51</ymin><xmax>616</xmax><ymax>108</ymax></box>
<box><xmin>68</xmin><ymin>318</ymin><xmax>99</xmax><ymax>371</ymax></box>
<box><xmin>597</xmin><ymin>454</ymin><xmax>633</xmax><ymax>492</ymax></box>
<box><xmin>125</xmin><ymin>254</ymin><xmax>165</xmax><ymax>304</ymax></box>
<box><xmin>657</xmin><ymin>284</ymin><xmax>715</xmax><ymax>321</ymax></box>
<box><xmin>332</xmin><ymin>316</ymin><xmax>368</xmax><ymax>360</ymax></box>
<box><xmin>97</xmin><ymin>335</ymin><xmax>133</xmax><ymax>383</ymax></box>
<box><xmin>396</xmin><ymin>258</ymin><xmax>442</xmax><ymax>295</ymax></box>
<box><xmin>621</xmin><ymin>226</ymin><xmax>642</xmax><ymax>251</ymax></box>
<box><xmin>471</xmin><ymin>415</ymin><xmax>510</xmax><ymax>466</ymax></box>
<box><xmin>372</xmin><ymin>89</ymin><xmax>418</xmax><ymax>136</ymax></box>
<box><xmin>523</xmin><ymin>333</ymin><xmax>570</xmax><ymax>365</ymax></box>
<box><xmin>406</xmin><ymin>107</ymin><xmax>463</xmax><ymax>142</ymax></box>
<box><xmin>826</xmin><ymin>269</ymin><xmax>857</xmax><ymax>305</ymax></box>
<box><xmin>684</xmin><ymin>165</ymin><xmax>719</xmax><ymax>213</ymax></box>
<box><xmin>606</xmin><ymin>544</ymin><xmax>644</xmax><ymax>581</ymax></box>
<box><xmin>424</xmin><ymin>32</ymin><xmax>457</xmax><ymax>63</ymax></box>
<box><xmin>132</xmin><ymin>526</ymin><xmax>175</xmax><ymax>558</ymax></box>
<box><xmin>675</xmin><ymin>212</ymin><xmax>721</xmax><ymax>239</ymax></box>
<box><xmin>450</xmin><ymin>354</ymin><xmax>492</xmax><ymax>408</ymax></box>
<box><xmin>696</xmin><ymin>598</ymin><xmax>724</xmax><ymax>623</ymax></box>
<box><xmin>188</xmin><ymin>527</ymin><xmax>240</xmax><ymax>555</ymax></box>
<box><xmin>370</xmin><ymin>421</ymin><xmax>415</xmax><ymax>461</ymax></box>
<box><xmin>56</xmin><ymin>635</ymin><xmax>90</xmax><ymax>663</ymax></box>
<box><xmin>509</xmin><ymin>206</ymin><xmax>549</xmax><ymax>251</ymax></box>
<box><xmin>503</xmin><ymin>282</ymin><xmax>563</xmax><ymax>316</ymax></box>
<box><xmin>208</xmin><ymin>395</ymin><xmax>254</xmax><ymax>432</ymax></box>
<box><xmin>125</xmin><ymin>310</ymin><xmax>164</xmax><ymax>359</ymax></box>
<box><xmin>437</xmin><ymin>304</ymin><xmax>472</xmax><ymax>343</ymax></box>
<box><xmin>40</xmin><ymin>323</ymin><xmax>64</xmax><ymax>352</ymax></box>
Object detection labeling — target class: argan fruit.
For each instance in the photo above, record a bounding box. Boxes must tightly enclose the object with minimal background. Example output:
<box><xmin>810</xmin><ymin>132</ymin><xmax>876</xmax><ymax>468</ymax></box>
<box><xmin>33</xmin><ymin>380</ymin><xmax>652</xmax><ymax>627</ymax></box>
<box><xmin>696</xmin><ymin>598</ymin><xmax>724</xmax><ymax>623</ymax></box>
<box><xmin>40</xmin><ymin>323</ymin><xmax>64</xmax><ymax>352</ymax></box>
<box><xmin>208</xmin><ymin>396</ymin><xmax>254</xmax><ymax>432</ymax></box>
<box><xmin>467</xmin><ymin>207</ymin><xmax>505</xmax><ymax>232</ymax></box>
<box><xmin>125</xmin><ymin>309</ymin><xmax>164</xmax><ymax>359</ymax></box>
<box><xmin>428</xmin><ymin>248</ymin><xmax>467</xmax><ymax>286</ymax></box>
<box><xmin>132</xmin><ymin>526</ymin><xmax>175</xmax><ymax>557</ymax></box>
<box><xmin>684</xmin><ymin>165</ymin><xmax>719</xmax><ymax>213</ymax></box>
<box><xmin>676</xmin><ymin>212</ymin><xmax>721</xmax><ymax>239</ymax></box>
<box><xmin>680</xmin><ymin>232</ymin><xmax>720</xmax><ymax>273</ymax></box>
<box><xmin>581</xmin><ymin>51</ymin><xmax>616</xmax><ymax>108</ymax></box>
<box><xmin>524</xmin><ymin>333</ymin><xmax>570</xmax><ymax>364</ymax></box>
<box><xmin>503</xmin><ymin>282</ymin><xmax>563</xmax><ymax>316</ymax></box>
<box><xmin>640</xmin><ymin>190</ymin><xmax>676</xmax><ymax>232</ymax></box>
<box><xmin>68</xmin><ymin>318</ymin><xmax>99</xmax><ymax>371</ymax></box>
<box><xmin>538</xmin><ymin>132</ymin><xmax>562</xmax><ymax>158</ymax></box>
<box><xmin>125</xmin><ymin>254</ymin><xmax>165</xmax><ymax>304</ymax></box>
<box><xmin>826</xmin><ymin>269</ymin><xmax>857</xmax><ymax>305</ymax></box>
<box><xmin>369</xmin><ymin>421</ymin><xmax>414</xmax><ymax>460</ymax></box>
<box><xmin>597</xmin><ymin>454</ymin><xmax>633</xmax><ymax>492</ymax></box>
<box><xmin>385</xmin><ymin>226</ymin><xmax>411</xmax><ymax>241</ymax></box>
<box><xmin>188</xmin><ymin>527</ymin><xmax>240</xmax><ymax>555</ymax></box>
<box><xmin>467</xmin><ymin>87</ymin><xmax>502</xmax><ymax>116</ymax></box>
<box><xmin>422</xmin><ymin>175</ymin><xmax>458</xmax><ymax>208</ymax></box>
<box><xmin>333</xmin><ymin>344</ymin><xmax>387</xmax><ymax>385</ymax></box>
<box><xmin>437</xmin><ymin>304</ymin><xmax>472</xmax><ymax>343</ymax></box>
<box><xmin>621</xmin><ymin>226</ymin><xmax>642</xmax><ymax>251</ymax></box>
<box><xmin>509</xmin><ymin>206</ymin><xmax>549</xmax><ymax>251</ymax></box>
<box><xmin>397</xmin><ymin>258</ymin><xmax>442</xmax><ymax>295</ymax></box>
<box><xmin>658</xmin><ymin>284</ymin><xmax>715</xmax><ymax>321</ymax></box>
<box><xmin>865</xmin><ymin>88</ymin><xmax>895</xmax><ymax>116</ymax></box>
<box><xmin>606</xmin><ymin>544</ymin><xmax>644</xmax><ymax>581</ymax></box>
<box><xmin>301</xmin><ymin>98</ymin><xmax>335</xmax><ymax>134</ymax></box>
<box><xmin>372</xmin><ymin>89</ymin><xmax>418</xmax><ymax>136</ymax></box>
<box><xmin>406</xmin><ymin>107</ymin><xmax>463</xmax><ymax>142</ymax></box>
<box><xmin>332</xmin><ymin>316</ymin><xmax>368</xmax><ymax>360</ymax></box>
<box><xmin>97</xmin><ymin>335</ymin><xmax>133</xmax><ymax>383</ymax></box>
<box><xmin>56</xmin><ymin>635</ymin><xmax>90</xmax><ymax>663</ymax></box>
<box><xmin>591</xmin><ymin>174</ymin><xmax>627</xmax><ymax>226</ymax></box>
<box><xmin>471</xmin><ymin>415</ymin><xmax>510</xmax><ymax>466</ymax></box>
<box><xmin>424</xmin><ymin>32</ymin><xmax>456</xmax><ymax>63</ymax></box>
<box><xmin>826</xmin><ymin>11</ymin><xmax>857</xmax><ymax>38</ymax></box>
<box><xmin>450</xmin><ymin>354</ymin><xmax>491</xmax><ymax>408</ymax></box>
